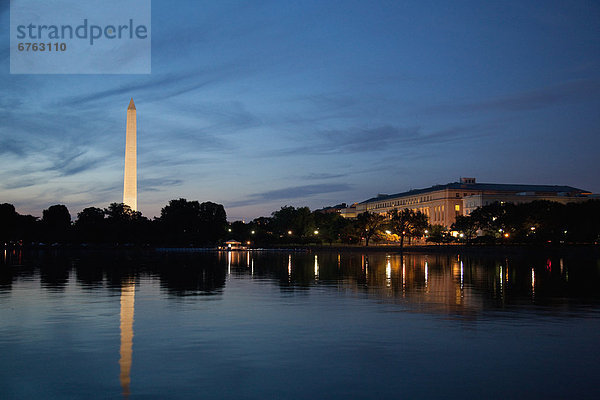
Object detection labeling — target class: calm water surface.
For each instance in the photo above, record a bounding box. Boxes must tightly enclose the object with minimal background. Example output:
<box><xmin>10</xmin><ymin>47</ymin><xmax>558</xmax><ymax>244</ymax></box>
<box><xmin>1</xmin><ymin>249</ymin><xmax>600</xmax><ymax>399</ymax></box>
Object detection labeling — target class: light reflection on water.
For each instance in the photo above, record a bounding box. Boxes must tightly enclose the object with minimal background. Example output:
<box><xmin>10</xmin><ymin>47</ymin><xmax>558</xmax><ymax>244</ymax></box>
<box><xmin>119</xmin><ymin>281</ymin><xmax>135</xmax><ymax>398</ymax></box>
<box><xmin>1</xmin><ymin>249</ymin><xmax>600</xmax><ymax>399</ymax></box>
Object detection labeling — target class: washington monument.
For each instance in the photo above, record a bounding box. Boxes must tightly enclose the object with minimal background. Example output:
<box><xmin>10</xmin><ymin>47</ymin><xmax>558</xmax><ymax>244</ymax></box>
<box><xmin>123</xmin><ymin>98</ymin><xmax>137</xmax><ymax>211</ymax></box>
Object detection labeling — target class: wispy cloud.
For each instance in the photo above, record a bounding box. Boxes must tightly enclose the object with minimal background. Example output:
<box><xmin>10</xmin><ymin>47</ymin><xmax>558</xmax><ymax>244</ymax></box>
<box><xmin>3</xmin><ymin>178</ymin><xmax>43</xmax><ymax>190</ymax></box>
<box><xmin>427</xmin><ymin>79</ymin><xmax>600</xmax><ymax>114</ymax></box>
<box><xmin>0</xmin><ymin>139</ymin><xmax>29</xmax><ymax>157</ymax></box>
<box><xmin>45</xmin><ymin>148</ymin><xmax>110</xmax><ymax>177</ymax></box>
<box><xmin>302</xmin><ymin>172</ymin><xmax>348</xmax><ymax>180</ymax></box>
<box><xmin>270</xmin><ymin>124</ymin><xmax>477</xmax><ymax>157</ymax></box>
<box><xmin>167</xmin><ymin>100</ymin><xmax>262</xmax><ymax>134</ymax></box>
<box><xmin>227</xmin><ymin>183</ymin><xmax>352</xmax><ymax>207</ymax></box>
<box><xmin>59</xmin><ymin>63</ymin><xmax>252</xmax><ymax>109</ymax></box>
<box><xmin>58</xmin><ymin>72</ymin><xmax>201</xmax><ymax>107</ymax></box>
<box><xmin>139</xmin><ymin>178</ymin><xmax>183</xmax><ymax>193</ymax></box>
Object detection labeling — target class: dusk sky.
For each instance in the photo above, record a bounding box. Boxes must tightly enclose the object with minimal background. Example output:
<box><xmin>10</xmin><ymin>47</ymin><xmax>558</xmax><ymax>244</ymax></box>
<box><xmin>1</xmin><ymin>0</ymin><xmax>599</xmax><ymax>221</ymax></box>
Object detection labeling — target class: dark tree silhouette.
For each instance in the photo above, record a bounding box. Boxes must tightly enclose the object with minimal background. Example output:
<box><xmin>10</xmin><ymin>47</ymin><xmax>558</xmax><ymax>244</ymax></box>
<box><xmin>160</xmin><ymin>198</ymin><xmax>203</xmax><ymax>244</ymax></box>
<box><xmin>198</xmin><ymin>201</ymin><xmax>228</xmax><ymax>244</ymax></box>
<box><xmin>103</xmin><ymin>203</ymin><xmax>148</xmax><ymax>244</ymax></box>
<box><xmin>75</xmin><ymin>207</ymin><xmax>106</xmax><ymax>243</ymax></box>
<box><xmin>0</xmin><ymin>203</ymin><xmax>19</xmax><ymax>243</ymax></box>
<box><xmin>389</xmin><ymin>208</ymin><xmax>428</xmax><ymax>249</ymax></box>
<box><xmin>452</xmin><ymin>215</ymin><xmax>478</xmax><ymax>242</ymax></box>
<box><xmin>42</xmin><ymin>204</ymin><xmax>71</xmax><ymax>242</ymax></box>
<box><xmin>270</xmin><ymin>206</ymin><xmax>315</xmax><ymax>240</ymax></box>
<box><xmin>77</xmin><ymin>207</ymin><xmax>105</xmax><ymax>225</ymax></box>
<box><xmin>105</xmin><ymin>203</ymin><xmax>141</xmax><ymax>222</ymax></box>
<box><xmin>355</xmin><ymin>212</ymin><xmax>386</xmax><ymax>246</ymax></box>
<box><xmin>313</xmin><ymin>212</ymin><xmax>346</xmax><ymax>245</ymax></box>
<box><xmin>426</xmin><ymin>224</ymin><xmax>447</xmax><ymax>244</ymax></box>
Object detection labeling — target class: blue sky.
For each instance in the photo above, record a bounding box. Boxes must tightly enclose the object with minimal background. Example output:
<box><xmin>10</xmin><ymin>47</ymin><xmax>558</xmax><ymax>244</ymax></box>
<box><xmin>1</xmin><ymin>0</ymin><xmax>599</xmax><ymax>221</ymax></box>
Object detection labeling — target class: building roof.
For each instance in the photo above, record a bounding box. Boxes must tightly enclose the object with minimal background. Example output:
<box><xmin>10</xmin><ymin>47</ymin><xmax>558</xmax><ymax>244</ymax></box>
<box><xmin>360</xmin><ymin>182</ymin><xmax>589</xmax><ymax>204</ymax></box>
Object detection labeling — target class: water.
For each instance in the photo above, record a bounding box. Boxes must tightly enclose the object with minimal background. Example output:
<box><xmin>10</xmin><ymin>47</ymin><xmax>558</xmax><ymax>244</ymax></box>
<box><xmin>1</xmin><ymin>249</ymin><xmax>600</xmax><ymax>399</ymax></box>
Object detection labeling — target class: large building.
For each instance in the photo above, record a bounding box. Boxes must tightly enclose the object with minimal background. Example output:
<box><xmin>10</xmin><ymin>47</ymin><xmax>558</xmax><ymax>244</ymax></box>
<box><xmin>341</xmin><ymin>178</ymin><xmax>591</xmax><ymax>228</ymax></box>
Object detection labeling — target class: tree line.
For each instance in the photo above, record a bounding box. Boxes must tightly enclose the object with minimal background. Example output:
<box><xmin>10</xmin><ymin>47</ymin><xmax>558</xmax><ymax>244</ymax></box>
<box><xmin>450</xmin><ymin>200</ymin><xmax>600</xmax><ymax>244</ymax></box>
<box><xmin>1</xmin><ymin>199</ymin><xmax>599</xmax><ymax>247</ymax></box>
<box><xmin>0</xmin><ymin>200</ymin><xmax>227</xmax><ymax>246</ymax></box>
<box><xmin>195</xmin><ymin>205</ymin><xmax>430</xmax><ymax>248</ymax></box>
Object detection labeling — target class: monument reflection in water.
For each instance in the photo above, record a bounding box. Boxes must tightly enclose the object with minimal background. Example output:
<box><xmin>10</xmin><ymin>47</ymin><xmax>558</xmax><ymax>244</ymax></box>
<box><xmin>119</xmin><ymin>281</ymin><xmax>135</xmax><ymax>397</ymax></box>
<box><xmin>0</xmin><ymin>249</ymin><xmax>599</xmax><ymax>399</ymax></box>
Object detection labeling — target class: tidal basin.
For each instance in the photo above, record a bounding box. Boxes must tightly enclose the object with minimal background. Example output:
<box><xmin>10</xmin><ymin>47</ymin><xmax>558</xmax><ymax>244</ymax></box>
<box><xmin>1</xmin><ymin>250</ymin><xmax>599</xmax><ymax>399</ymax></box>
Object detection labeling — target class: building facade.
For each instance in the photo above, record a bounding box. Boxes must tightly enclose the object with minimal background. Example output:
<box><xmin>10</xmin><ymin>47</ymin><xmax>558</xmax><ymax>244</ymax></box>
<box><xmin>343</xmin><ymin>178</ymin><xmax>590</xmax><ymax>228</ymax></box>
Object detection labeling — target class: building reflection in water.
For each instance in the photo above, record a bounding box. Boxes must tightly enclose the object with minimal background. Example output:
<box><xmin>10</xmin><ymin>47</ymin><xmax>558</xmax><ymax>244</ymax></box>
<box><xmin>1</xmin><ymin>249</ymin><xmax>597</xmax><ymax>342</ymax></box>
<box><xmin>227</xmin><ymin>252</ymin><xmax>232</xmax><ymax>276</ymax></box>
<box><xmin>460</xmin><ymin>261</ymin><xmax>464</xmax><ymax>289</ymax></box>
<box><xmin>119</xmin><ymin>280</ymin><xmax>135</xmax><ymax>398</ymax></box>
<box><xmin>424</xmin><ymin>261</ymin><xmax>429</xmax><ymax>291</ymax></box>
<box><xmin>1</xmin><ymin>247</ymin><xmax>23</xmax><ymax>265</ymax></box>
<box><xmin>531</xmin><ymin>268</ymin><xmax>536</xmax><ymax>299</ymax></box>
<box><xmin>385</xmin><ymin>257</ymin><xmax>391</xmax><ymax>288</ymax></box>
<box><xmin>402</xmin><ymin>261</ymin><xmax>406</xmax><ymax>294</ymax></box>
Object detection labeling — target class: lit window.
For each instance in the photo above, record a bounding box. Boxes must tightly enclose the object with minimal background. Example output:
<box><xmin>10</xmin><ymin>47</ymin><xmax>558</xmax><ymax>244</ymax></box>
<box><xmin>455</xmin><ymin>205</ymin><xmax>460</xmax><ymax>211</ymax></box>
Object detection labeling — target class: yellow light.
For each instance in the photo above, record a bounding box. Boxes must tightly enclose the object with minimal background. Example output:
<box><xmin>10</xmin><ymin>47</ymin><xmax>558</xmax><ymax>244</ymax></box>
<box><xmin>251</xmin><ymin>230</ymin><xmax>255</xmax><ymax>234</ymax></box>
<box><xmin>386</xmin><ymin>261</ymin><xmax>391</xmax><ymax>287</ymax></box>
<box><xmin>504</xmin><ymin>233</ymin><xmax>509</xmax><ymax>238</ymax></box>
<box><xmin>314</xmin><ymin>230</ymin><xmax>319</xmax><ymax>235</ymax></box>
<box><xmin>288</xmin><ymin>230</ymin><xmax>292</xmax><ymax>235</ymax></box>
<box><xmin>455</xmin><ymin>204</ymin><xmax>460</xmax><ymax>211</ymax></box>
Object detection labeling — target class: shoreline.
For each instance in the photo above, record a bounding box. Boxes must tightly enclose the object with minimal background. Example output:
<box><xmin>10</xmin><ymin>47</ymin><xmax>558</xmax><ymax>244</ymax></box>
<box><xmin>4</xmin><ymin>243</ymin><xmax>599</xmax><ymax>257</ymax></box>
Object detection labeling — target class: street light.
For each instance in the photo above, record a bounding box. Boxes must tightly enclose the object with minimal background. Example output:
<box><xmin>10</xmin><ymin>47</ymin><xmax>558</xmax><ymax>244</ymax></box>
<box><xmin>288</xmin><ymin>230</ymin><xmax>293</xmax><ymax>235</ymax></box>
<box><xmin>314</xmin><ymin>230</ymin><xmax>319</xmax><ymax>235</ymax></box>
<box><xmin>251</xmin><ymin>230</ymin><xmax>255</xmax><ymax>234</ymax></box>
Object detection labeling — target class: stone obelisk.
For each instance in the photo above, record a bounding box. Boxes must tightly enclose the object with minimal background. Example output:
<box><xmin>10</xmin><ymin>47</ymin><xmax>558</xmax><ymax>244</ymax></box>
<box><xmin>123</xmin><ymin>98</ymin><xmax>137</xmax><ymax>211</ymax></box>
